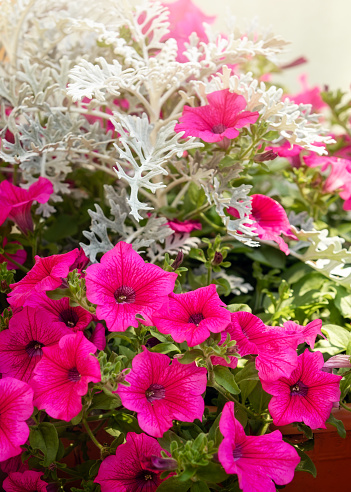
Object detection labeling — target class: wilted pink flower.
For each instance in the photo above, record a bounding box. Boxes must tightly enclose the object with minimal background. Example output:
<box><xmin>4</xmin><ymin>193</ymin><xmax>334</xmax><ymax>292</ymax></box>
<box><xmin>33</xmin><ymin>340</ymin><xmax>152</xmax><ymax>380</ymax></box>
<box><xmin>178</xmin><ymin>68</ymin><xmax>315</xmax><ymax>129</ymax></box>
<box><xmin>8</xmin><ymin>249</ymin><xmax>79</xmax><ymax>308</ymax></box>
<box><xmin>0</xmin><ymin>306</ymin><xmax>70</xmax><ymax>383</ymax></box>
<box><xmin>0</xmin><ymin>377</ymin><xmax>33</xmax><ymax>461</ymax></box>
<box><xmin>85</xmin><ymin>242</ymin><xmax>177</xmax><ymax>332</ymax></box>
<box><xmin>228</xmin><ymin>312</ymin><xmax>299</xmax><ymax>381</ymax></box>
<box><xmin>262</xmin><ymin>349</ymin><xmax>342</xmax><ymax>428</ymax></box>
<box><xmin>26</xmin><ymin>292</ymin><xmax>93</xmax><ymax>332</ymax></box>
<box><xmin>162</xmin><ymin>0</ymin><xmax>215</xmax><ymax>62</ymax></box>
<box><xmin>95</xmin><ymin>432</ymin><xmax>166</xmax><ymax>492</ymax></box>
<box><xmin>175</xmin><ymin>89</ymin><xmax>259</xmax><ymax>147</ymax></box>
<box><xmin>90</xmin><ymin>322</ymin><xmax>106</xmax><ymax>350</ymax></box>
<box><xmin>228</xmin><ymin>194</ymin><xmax>297</xmax><ymax>255</ymax></box>
<box><xmin>218</xmin><ymin>402</ymin><xmax>300</xmax><ymax>492</ymax></box>
<box><xmin>166</xmin><ymin>219</ymin><xmax>202</xmax><ymax>233</ymax></box>
<box><xmin>284</xmin><ymin>74</ymin><xmax>326</xmax><ymax>112</ymax></box>
<box><xmin>210</xmin><ymin>330</ymin><xmax>238</xmax><ymax>369</ymax></box>
<box><xmin>304</xmin><ymin>154</ymin><xmax>351</xmax><ymax>209</ymax></box>
<box><xmin>323</xmin><ymin>354</ymin><xmax>351</xmax><ymax>369</ymax></box>
<box><xmin>3</xmin><ymin>471</ymin><xmax>48</xmax><ymax>492</ymax></box>
<box><xmin>32</xmin><ymin>332</ymin><xmax>101</xmax><ymax>421</ymax></box>
<box><xmin>117</xmin><ymin>347</ymin><xmax>207</xmax><ymax>437</ymax></box>
<box><xmin>282</xmin><ymin>319</ymin><xmax>324</xmax><ymax>349</ymax></box>
<box><xmin>0</xmin><ymin>238</ymin><xmax>27</xmax><ymax>270</ymax></box>
<box><xmin>152</xmin><ymin>284</ymin><xmax>231</xmax><ymax>347</ymax></box>
<box><xmin>0</xmin><ymin>178</ymin><xmax>53</xmax><ymax>233</ymax></box>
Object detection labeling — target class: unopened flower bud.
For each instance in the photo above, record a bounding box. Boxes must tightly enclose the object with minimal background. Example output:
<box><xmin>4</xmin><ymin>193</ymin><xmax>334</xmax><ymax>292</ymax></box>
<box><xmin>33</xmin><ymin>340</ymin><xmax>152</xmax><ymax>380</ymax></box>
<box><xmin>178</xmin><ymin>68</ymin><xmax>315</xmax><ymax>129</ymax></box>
<box><xmin>212</xmin><ymin>251</ymin><xmax>223</xmax><ymax>266</ymax></box>
<box><xmin>253</xmin><ymin>150</ymin><xmax>278</xmax><ymax>162</ymax></box>
<box><xmin>150</xmin><ymin>455</ymin><xmax>178</xmax><ymax>471</ymax></box>
<box><xmin>171</xmin><ymin>250</ymin><xmax>184</xmax><ymax>270</ymax></box>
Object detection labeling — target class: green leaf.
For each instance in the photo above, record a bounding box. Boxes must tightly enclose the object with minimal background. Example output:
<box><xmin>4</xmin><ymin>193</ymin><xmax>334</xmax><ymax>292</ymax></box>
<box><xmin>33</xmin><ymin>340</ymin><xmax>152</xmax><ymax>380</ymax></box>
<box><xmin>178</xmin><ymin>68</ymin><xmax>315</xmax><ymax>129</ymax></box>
<box><xmin>178</xmin><ymin>349</ymin><xmax>204</xmax><ymax>364</ymax></box>
<box><xmin>191</xmin><ymin>482</ymin><xmax>210</xmax><ymax>492</ymax></box>
<box><xmin>261</xmin><ymin>130</ymin><xmax>280</xmax><ymax>141</ymax></box>
<box><xmin>158</xmin><ymin>430</ymin><xmax>184</xmax><ymax>452</ymax></box>
<box><xmin>213</xmin><ymin>366</ymin><xmax>240</xmax><ymax>395</ymax></box>
<box><xmin>227</xmin><ymin>303</ymin><xmax>252</xmax><ymax>313</ymax></box>
<box><xmin>334</xmin><ymin>286</ymin><xmax>351</xmax><ymax>317</ymax></box>
<box><xmin>90</xmin><ymin>391</ymin><xmax>122</xmax><ymax>410</ymax></box>
<box><xmin>296</xmin><ymin>422</ymin><xmax>314</xmax><ymax>440</ymax></box>
<box><xmin>196</xmin><ymin>463</ymin><xmax>228</xmax><ymax>483</ymax></box>
<box><xmin>156</xmin><ymin>478</ymin><xmax>192</xmax><ymax>492</ymax></box>
<box><xmin>295</xmin><ymin>448</ymin><xmax>317</xmax><ymax>477</ymax></box>
<box><xmin>150</xmin><ymin>342</ymin><xmax>181</xmax><ymax>354</ymax></box>
<box><xmin>46</xmin><ymin>288</ymin><xmax>72</xmax><ymax>301</ymax></box>
<box><xmin>111</xmin><ymin>412</ymin><xmax>142</xmax><ymax>434</ymax></box>
<box><xmin>322</xmin><ymin>324</ymin><xmax>351</xmax><ymax>350</ymax></box>
<box><xmin>326</xmin><ymin>413</ymin><xmax>346</xmax><ymax>438</ymax></box>
<box><xmin>44</xmin><ymin>214</ymin><xmax>78</xmax><ymax>242</ymax></box>
<box><xmin>29</xmin><ymin>423</ymin><xmax>59</xmax><ymax>467</ymax></box>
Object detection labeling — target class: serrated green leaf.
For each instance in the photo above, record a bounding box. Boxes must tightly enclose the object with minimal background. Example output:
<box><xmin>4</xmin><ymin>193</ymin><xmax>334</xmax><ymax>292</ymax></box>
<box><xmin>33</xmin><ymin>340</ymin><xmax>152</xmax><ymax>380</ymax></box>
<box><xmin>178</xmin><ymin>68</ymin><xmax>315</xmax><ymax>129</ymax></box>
<box><xmin>214</xmin><ymin>366</ymin><xmax>240</xmax><ymax>395</ymax></box>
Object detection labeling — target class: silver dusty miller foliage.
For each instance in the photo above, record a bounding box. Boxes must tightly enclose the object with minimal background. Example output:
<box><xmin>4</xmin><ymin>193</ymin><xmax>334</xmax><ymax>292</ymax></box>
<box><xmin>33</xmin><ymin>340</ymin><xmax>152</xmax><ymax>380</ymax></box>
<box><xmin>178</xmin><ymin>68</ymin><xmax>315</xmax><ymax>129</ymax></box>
<box><xmin>0</xmin><ymin>0</ymin><xmax>344</xmax><ymax>269</ymax></box>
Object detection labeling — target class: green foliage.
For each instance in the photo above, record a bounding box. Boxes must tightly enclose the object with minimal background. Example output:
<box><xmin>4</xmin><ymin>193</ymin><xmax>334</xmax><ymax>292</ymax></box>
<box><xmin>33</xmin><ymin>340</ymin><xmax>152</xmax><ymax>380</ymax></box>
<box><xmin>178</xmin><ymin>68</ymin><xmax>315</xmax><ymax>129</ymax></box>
<box><xmin>29</xmin><ymin>423</ymin><xmax>59</xmax><ymax>467</ymax></box>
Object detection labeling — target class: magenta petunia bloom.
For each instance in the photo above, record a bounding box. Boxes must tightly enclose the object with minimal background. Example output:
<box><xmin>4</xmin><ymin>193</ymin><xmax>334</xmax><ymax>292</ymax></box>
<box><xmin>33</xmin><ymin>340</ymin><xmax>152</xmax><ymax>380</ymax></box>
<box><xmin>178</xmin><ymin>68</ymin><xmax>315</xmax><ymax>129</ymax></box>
<box><xmin>90</xmin><ymin>322</ymin><xmax>106</xmax><ymax>350</ymax></box>
<box><xmin>0</xmin><ymin>177</ymin><xmax>53</xmax><ymax>233</ymax></box>
<box><xmin>284</xmin><ymin>74</ymin><xmax>327</xmax><ymax>112</ymax></box>
<box><xmin>323</xmin><ymin>354</ymin><xmax>351</xmax><ymax>369</ymax></box>
<box><xmin>218</xmin><ymin>402</ymin><xmax>300</xmax><ymax>492</ymax></box>
<box><xmin>32</xmin><ymin>332</ymin><xmax>101</xmax><ymax>421</ymax></box>
<box><xmin>152</xmin><ymin>284</ymin><xmax>231</xmax><ymax>347</ymax></box>
<box><xmin>85</xmin><ymin>242</ymin><xmax>177</xmax><ymax>332</ymax></box>
<box><xmin>282</xmin><ymin>319</ymin><xmax>324</xmax><ymax>349</ymax></box>
<box><xmin>0</xmin><ymin>238</ymin><xmax>27</xmax><ymax>271</ymax></box>
<box><xmin>0</xmin><ymin>306</ymin><xmax>71</xmax><ymax>383</ymax></box>
<box><xmin>228</xmin><ymin>312</ymin><xmax>299</xmax><ymax>381</ymax></box>
<box><xmin>3</xmin><ymin>471</ymin><xmax>48</xmax><ymax>492</ymax></box>
<box><xmin>174</xmin><ymin>89</ymin><xmax>259</xmax><ymax>146</ymax></box>
<box><xmin>26</xmin><ymin>292</ymin><xmax>93</xmax><ymax>332</ymax></box>
<box><xmin>117</xmin><ymin>347</ymin><xmax>207</xmax><ymax>437</ymax></box>
<box><xmin>228</xmin><ymin>194</ymin><xmax>297</xmax><ymax>255</ymax></box>
<box><xmin>95</xmin><ymin>432</ymin><xmax>166</xmax><ymax>491</ymax></box>
<box><xmin>161</xmin><ymin>0</ymin><xmax>215</xmax><ymax>62</ymax></box>
<box><xmin>8</xmin><ymin>249</ymin><xmax>79</xmax><ymax>308</ymax></box>
<box><xmin>262</xmin><ymin>349</ymin><xmax>342</xmax><ymax>429</ymax></box>
<box><xmin>0</xmin><ymin>377</ymin><xmax>33</xmax><ymax>462</ymax></box>
<box><xmin>166</xmin><ymin>219</ymin><xmax>202</xmax><ymax>233</ymax></box>
<box><xmin>265</xmin><ymin>141</ymin><xmax>304</xmax><ymax>168</ymax></box>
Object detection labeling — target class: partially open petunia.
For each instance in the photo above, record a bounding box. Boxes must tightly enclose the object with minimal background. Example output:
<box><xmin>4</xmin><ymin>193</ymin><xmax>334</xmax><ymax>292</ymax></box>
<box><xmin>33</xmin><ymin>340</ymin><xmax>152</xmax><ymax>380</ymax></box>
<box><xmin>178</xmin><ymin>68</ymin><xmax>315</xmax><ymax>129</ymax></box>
<box><xmin>161</xmin><ymin>0</ymin><xmax>216</xmax><ymax>62</ymax></box>
<box><xmin>85</xmin><ymin>242</ymin><xmax>177</xmax><ymax>332</ymax></box>
<box><xmin>0</xmin><ymin>377</ymin><xmax>33</xmax><ymax>462</ymax></box>
<box><xmin>262</xmin><ymin>349</ymin><xmax>342</xmax><ymax>429</ymax></box>
<box><xmin>117</xmin><ymin>347</ymin><xmax>207</xmax><ymax>437</ymax></box>
<box><xmin>32</xmin><ymin>332</ymin><xmax>101</xmax><ymax>421</ymax></box>
<box><xmin>0</xmin><ymin>238</ymin><xmax>27</xmax><ymax>271</ymax></box>
<box><xmin>8</xmin><ymin>248</ymin><xmax>79</xmax><ymax>308</ymax></box>
<box><xmin>227</xmin><ymin>194</ymin><xmax>297</xmax><ymax>255</ymax></box>
<box><xmin>175</xmin><ymin>89</ymin><xmax>259</xmax><ymax>148</ymax></box>
<box><xmin>26</xmin><ymin>292</ymin><xmax>93</xmax><ymax>332</ymax></box>
<box><xmin>0</xmin><ymin>306</ymin><xmax>71</xmax><ymax>383</ymax></box>
<box><xmin>3</xmin><ymin>470</ymin><xmax>48</xmax><ymax>492</ymax></box>
<box><xmin>95</xmin><ymin>432</ymin><xmax>166</xmax><ymax>492</ymax></box>
<box><xmin>152</xmin><ymin>284</ymin><xmax>231</xmax><ymax>347</ymax></box>
<box><xmin>0</xmin><ymin>177</ymin><xmax>53</xmax><ymax>233</ymax></box>
<box><xmin>229</xmin><ymin>311</ymin><xmax>299</xmax><ymax>381</ymax></box>
<box><xmin>218</xmin><ymin>401</ymin><xmax>300</xmax><ymax>492</ymax></box>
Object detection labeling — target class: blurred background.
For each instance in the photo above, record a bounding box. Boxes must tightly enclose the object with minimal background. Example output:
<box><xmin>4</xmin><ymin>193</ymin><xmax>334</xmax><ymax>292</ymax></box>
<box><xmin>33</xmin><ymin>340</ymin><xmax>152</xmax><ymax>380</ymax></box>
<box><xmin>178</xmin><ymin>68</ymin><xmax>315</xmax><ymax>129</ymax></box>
<box><xmin>161</xmin><ymin>0</ymin><xmax>351</xmax><ymax>92</ymax></box>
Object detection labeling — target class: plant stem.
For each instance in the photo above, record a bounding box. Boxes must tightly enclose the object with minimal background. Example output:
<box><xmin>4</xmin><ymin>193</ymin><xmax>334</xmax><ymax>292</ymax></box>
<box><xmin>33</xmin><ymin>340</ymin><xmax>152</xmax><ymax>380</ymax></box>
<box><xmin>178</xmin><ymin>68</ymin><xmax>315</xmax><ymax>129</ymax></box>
<box><xmin>82</xmin><ymin>417</ymin><xmax>103</xmax><ymax>450</ymax></box>
<box><xmin>207</xmin><ymin>265</ymin><xmax>212</xmax><ymax>285</ymax></box>
<box><xmin>1</xmin><ymin>252</ymin><xmax>29</xmax><ymax>273</ymax></box>
<box><xmin>184</xmin><ymin>204</ymin><xmax>211</xmax><ymax>220</ymax></box>
<box><xmin>340</xmin><ymin>401</ymin><xmax>351</xmax><ymax>412</ymax></box>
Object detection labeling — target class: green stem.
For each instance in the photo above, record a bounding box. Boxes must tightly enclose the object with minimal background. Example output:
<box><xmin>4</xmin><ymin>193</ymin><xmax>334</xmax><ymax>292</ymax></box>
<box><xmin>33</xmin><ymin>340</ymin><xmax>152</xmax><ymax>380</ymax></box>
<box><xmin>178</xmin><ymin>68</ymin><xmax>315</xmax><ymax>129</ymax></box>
<box><xmin>199</xmin><ymin>212</ymin><xmax>225</xmax><ymax>231</ymax></box>
<box><xmin>340</xmin><ymin>401</ymin><xmax>351</xmax><ymax>412</ymax></box>
<box><xmin>2</xmin><ymin>252</ymin><xmax>29</xmax><ymax>272</ymax></box>
<box><xmin>257</xmin><ymin>421</ymin><xmax>271</xmax><ymax>435</ymax></box>
<box><xmin>207</xmin><ymin>265</ymin><xmax>212</xmax><ymax>286</ymax></box>
<box><xmin>184</xmin><ymin>204</ymin><xmax>211</xmax><ymax>220</ymax></box>
<box><xmin>82</xmin><ymin>417</ymin><xmax>104</xmax><ymax>450</ymax></box>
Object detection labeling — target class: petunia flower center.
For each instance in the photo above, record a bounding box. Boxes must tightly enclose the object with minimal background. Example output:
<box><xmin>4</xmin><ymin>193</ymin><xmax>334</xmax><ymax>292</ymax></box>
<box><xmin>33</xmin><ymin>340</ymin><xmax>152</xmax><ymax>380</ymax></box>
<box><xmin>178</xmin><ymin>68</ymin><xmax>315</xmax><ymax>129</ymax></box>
<box><xmin>59</xmin><ymin>308</ymin><xmax>80</xmax><ymax>328</ymax></box>
<box><xmin>212</xmin><ymin>123</ymin><xmax>227</xmax><ymax>134</ymax></box>
<box><xmin>188</xmin><ymin>313</ymin><xmax>204</xmax><ymax>326</ymax></box>
<box><xmin>144</xmin><ymin>474</ymin><xmax>154</xmax><ymax>480</ymax></box>
<box><xmin>145</xmin><ymin>383</ymin><xmax>166</xmax><ymax>403</ymax></box>
<box><xmin>290</xmin><ymin>380</ymin><xmax>308</xmax><ymax>397</ymax></box>
<box><xmin>114</xmin><ymin>285</ymin><xmax>136</xmax><ymax>304</ymax></box>
<box><xmin>25</xmin><ymin>340</ymin><xmax>44</xmax><ymax>358</ymax></box>
<box><xmin>68</xmin><ymin>367</ymin><xmax>81</xmax><ymax>382</ymax></box>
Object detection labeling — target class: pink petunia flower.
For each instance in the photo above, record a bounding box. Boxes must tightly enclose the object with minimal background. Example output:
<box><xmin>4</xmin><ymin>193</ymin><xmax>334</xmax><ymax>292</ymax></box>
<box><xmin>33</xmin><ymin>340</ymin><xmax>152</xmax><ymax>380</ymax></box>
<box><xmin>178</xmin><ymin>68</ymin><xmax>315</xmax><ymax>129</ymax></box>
<box><xmin>282</xmin><ymin>319</ymin><xmax>324</xmax><ymax>349</ymax></box>
<box><xmin>228</xmin><ymin>311</ymin><xmax>299</xmax><ymax>381</ymax></box>
<box><xmin>265</xmin><ymin>141</ymin><xmax>304</xmax><ymax>168</ymax></box>
<box><xmin>0</xmin><ymin>377</ymin><xmax>33</xmax><ymax>462</ymax></box>
<box><xmin>32</xmin><ymin>332</ymin><xmax>101</xmax><ymax>421</ymax></box>
<box><xmin>8</xmin><ymin>248</ymin><xmax>79</xmax><ymax>308</ymax></box>
<box><xmin>85</xmin><ymin>242</ymin><xmax>177</xmax><ymax>332</ymax></box>
<box><xmin>3</xmin><ymin>471</ymin><xmax>48</xmax><ymax>492</ymax></box>
<box><xmin>117</xmin><ymin>347</ymin><xmax>207</xmax><ymax>437</ymax></box>
<box><xmin>0</xmin><ymin>306</ymin><xmax>71</xmax><ymax>383</ymax></box>
<box><xmin>166</xmin><ymin>219</ymin><xmax>202</xmax><ymax>233</ymax></box>
<box><xmin>69</xmin><ymin>247</ymin><xmax>90</xmax><ymax>274</ymax></box>
<box><xmin>161</xmin><ymin>0</ymin><xmax>216</xmax><ymax>62</ymax></box>
<box><xmin>283</xmin><ymin>74</ymin><xmax>326</xmax><ymax>112</ymax></box>
<box><xmin>228</xmin><ymin>194</ymin><xmax>297</xmax><ymax>255</ymax></box>
<box><xmin>174</xmin><ymin>89</ymin><xmax>259</xmax><ymax>148</ymax></box>
<box><xmin>152</xmin><ymin>284</ymin><xmax>231</xmax><ymax>347</ymax></box>
<box><xmin>95</xmin><ymin>432</ymin><xmax>166</xmax><ymax>492</ymax></box>
<box><xmin>218</xmin><ymin>402</ymin><xmax>300</xmax><ymax>492</ymax></box>
<box><xmin>262</xmin><ymin>349</ymin><xmax>342</xmax><ymax>429</ymax></box>
<box><xmin>0</xmin><ymin>178</ymin><xmax>53</xmax><ymax>233</ymax></box>
<box><xmin>26</xmin><ymin>292</ymin><xmax>93</xmax><ymax>332</ymax></box>
<box><xmin>89</xmin><ymin>322</ymin><xmax>106</xmax><ymax>351</ymax></box>
<box><xmin>0</xmin><ymin>238</ymin><xmax>27</xmax><ymax>271</ymax></box>
<box><xmin>323</xmin><ymin>354</ymin><xmax>351</xmax><ymax>369</ymax></box>
<box><xmin>0</xmin><ymin>455</ymin><xmax>28</xmax><ymax>474</ymax></box>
